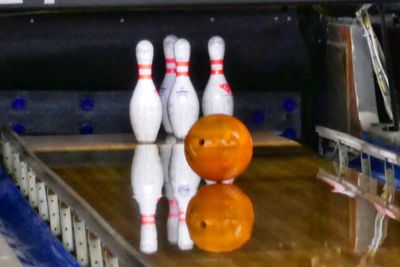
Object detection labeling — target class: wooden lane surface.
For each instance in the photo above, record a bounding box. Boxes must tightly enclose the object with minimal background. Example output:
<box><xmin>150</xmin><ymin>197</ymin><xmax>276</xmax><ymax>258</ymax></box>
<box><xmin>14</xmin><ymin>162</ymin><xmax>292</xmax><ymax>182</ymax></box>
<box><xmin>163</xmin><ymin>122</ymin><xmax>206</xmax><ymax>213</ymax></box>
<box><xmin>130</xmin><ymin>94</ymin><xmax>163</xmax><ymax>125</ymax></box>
<box><xmin>35</xmin><ymin>141</ymin><xmax>400</xmax><ymax>267</ymax></box>
<box><xmin>22</xmin><ymin>131</ymin><xmax>299</xmax><ymax>153</ymax></box>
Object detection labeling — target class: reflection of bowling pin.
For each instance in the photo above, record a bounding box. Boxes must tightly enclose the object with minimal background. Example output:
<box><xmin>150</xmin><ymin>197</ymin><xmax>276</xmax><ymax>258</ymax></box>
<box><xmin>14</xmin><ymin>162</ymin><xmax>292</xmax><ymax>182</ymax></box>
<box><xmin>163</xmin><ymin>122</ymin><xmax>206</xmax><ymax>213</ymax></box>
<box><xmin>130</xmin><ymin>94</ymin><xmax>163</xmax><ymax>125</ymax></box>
<box><xmin>170</xmin><ymin>143</ymin><xmax>200</xmax><ymax>250</ymax></box>
<box><xmin>131</xmin><ymin>145</ymin><xmax>163</xmax><ymax>254</ymax></box>
<box><xmin>159</xmin><ymin>135</ymin><xmax>178</xmax><ymax>244</ymax></box>
<box><xmin>159</xmin><ymin>35</ymin><xmax>178</xmax><ymax>134</ymax></box>
<box><xmin>130</xmin><ymin>40</ymin><xmax>162</xmax><ymax>143</ymax></box>
<box><xmin>202</xmin><ymin>36</ymin><xmax>234</xmax><ymax>116</ymax></box>
<box><xmin>205</xmin><ymin>178</ymin><xmax>234</xmax><ymax>185</ymax></box>
<box><xmin>168</xmin><ymin>38</ymin><xmax>200</xmax><ymax>140</ymax></box>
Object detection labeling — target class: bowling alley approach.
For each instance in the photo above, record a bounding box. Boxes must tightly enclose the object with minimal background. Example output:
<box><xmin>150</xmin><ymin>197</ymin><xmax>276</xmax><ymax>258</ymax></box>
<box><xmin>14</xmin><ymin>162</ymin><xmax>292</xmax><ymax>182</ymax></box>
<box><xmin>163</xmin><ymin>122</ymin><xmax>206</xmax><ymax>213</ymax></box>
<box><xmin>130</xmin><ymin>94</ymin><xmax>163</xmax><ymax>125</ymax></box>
<box><xmin>2</xmin><ymin>1</ymin><xmax>400</xmax><ymax>266</ymax></box>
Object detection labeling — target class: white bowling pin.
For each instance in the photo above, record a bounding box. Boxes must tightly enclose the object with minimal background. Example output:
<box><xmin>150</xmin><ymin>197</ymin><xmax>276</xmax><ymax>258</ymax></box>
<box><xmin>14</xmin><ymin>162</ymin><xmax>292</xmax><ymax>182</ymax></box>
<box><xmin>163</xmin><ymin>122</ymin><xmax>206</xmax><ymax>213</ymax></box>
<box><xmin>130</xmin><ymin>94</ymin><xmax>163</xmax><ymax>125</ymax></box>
<box><xmin>131</xmin><ymin>144</ymin><xmax>163</xmax><ymax>254</ymax></box>
<box><xmin>130</xmin><ymin>40</ymin><xmax>162</xmax><ymax>143</ymax></box>
<box><xmin>159</xmin><ymin>35</ymin><xmax>178</xmax><ymax>134</ymax></box>
<box><xmin>202</xmin><ymin>36</ymin><xmax>234</xmax><ymax>115</ymax></box>
<box><xmin>159</xmin><ymin>135</ymin><xmax>178</xmax><ymax>244</ymax></box>
<box><xmin>169</xmin><ymin>143</ymin><xmax>200</xmax><ymax>250</ymax></box>
<box><xmin>205</xmin><ymin>178</ymin><xmax>234</xmax><ymax>185</ymax></box>
<box><xmin>168</xmin><ymin>38</ymin><xmax>200</xmax><ymax>140</ymax></box>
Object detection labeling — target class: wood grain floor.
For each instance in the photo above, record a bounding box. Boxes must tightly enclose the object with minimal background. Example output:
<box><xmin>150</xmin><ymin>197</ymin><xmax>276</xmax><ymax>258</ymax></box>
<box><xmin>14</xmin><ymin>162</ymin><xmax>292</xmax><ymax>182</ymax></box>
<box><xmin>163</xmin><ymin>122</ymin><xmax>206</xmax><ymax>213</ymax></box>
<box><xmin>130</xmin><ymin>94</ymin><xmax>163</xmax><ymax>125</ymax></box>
<box><xmin>22</xmin><ymin>132</ymin><xmax>299</xmax><ymax>153</ymax></box>
<box><xmin>36</xmin><ymin>141</ymin><xmax>400</xmax><ymax>267</ymax></box>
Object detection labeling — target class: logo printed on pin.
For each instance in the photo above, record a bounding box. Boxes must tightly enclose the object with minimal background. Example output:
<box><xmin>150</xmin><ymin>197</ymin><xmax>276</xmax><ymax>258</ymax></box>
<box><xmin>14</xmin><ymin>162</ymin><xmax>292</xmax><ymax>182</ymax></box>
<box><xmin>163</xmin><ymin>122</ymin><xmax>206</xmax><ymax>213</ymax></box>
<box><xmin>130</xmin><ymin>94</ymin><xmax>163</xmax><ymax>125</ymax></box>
<box><xmin>220</xmin><ymin>83</ymin><xmax>232</xmax><ymax>94</ymax></box>
<box><xmin>178</xmin><ymin>186</ymin><xmax>190</xmax><ymax>197</ymax></box>
<box><xmin>177</xmin><ymin>88</ymin><xmax>188</xmax><ymax>97</ymax></box>
<box><xmin>159</xmin><ymin>87</ymin><xmax>166</xmax><ymax>95</ymax></box>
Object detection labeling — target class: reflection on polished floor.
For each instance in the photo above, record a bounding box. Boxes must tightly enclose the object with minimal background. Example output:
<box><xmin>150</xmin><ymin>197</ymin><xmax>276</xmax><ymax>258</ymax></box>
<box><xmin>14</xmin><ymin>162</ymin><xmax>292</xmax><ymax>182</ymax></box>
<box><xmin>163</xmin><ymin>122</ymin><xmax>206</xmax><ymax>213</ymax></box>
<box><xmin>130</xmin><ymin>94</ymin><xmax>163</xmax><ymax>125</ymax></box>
<box><xmin>34</xmin><ymin>135</ymin><xmax>400</xmax><ymax>267</ymax></box>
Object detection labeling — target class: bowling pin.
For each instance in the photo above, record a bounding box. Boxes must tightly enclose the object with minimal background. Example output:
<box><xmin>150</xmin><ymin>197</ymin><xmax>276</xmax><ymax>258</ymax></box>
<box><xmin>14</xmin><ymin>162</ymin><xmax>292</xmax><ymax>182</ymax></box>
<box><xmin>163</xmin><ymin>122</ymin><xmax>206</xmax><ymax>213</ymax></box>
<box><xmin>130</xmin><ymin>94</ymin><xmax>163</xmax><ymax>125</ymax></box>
<box><xmin>168</xmin><ymin>38</ymin><xmax>200</xmax><ymax>140</ymax></box>
<box><xmin>159</xmin><ymin>35</ymin><xmax>178</xmax><ymax>134</ymax></box>
<box><xmin>131</xmin><ymin>144</ymin><xmax>163</xmax><ymax>254</ymax></box>
<box><xmin>130</xmin><ymin>40</ymin><xmax>162</xmax><ymax>143</ymax></box>
<box><xmin>202</xmin><ymin>36</ymin><xmax>234</xmax><ymax>116</ymax></box>
<box><xmin>205</xmin><ymin>178</ymin><xmax>234</xmax><ymax>185</ymax></box>
<box><xmin>159</xmin><ymin>135</ymin><xmax>178</xmax><ymax>244</ymax></box>
<box><xmin>169</xmin><ymin>143</ymin><xmax>200</xmax><ymax>250</ymax></box>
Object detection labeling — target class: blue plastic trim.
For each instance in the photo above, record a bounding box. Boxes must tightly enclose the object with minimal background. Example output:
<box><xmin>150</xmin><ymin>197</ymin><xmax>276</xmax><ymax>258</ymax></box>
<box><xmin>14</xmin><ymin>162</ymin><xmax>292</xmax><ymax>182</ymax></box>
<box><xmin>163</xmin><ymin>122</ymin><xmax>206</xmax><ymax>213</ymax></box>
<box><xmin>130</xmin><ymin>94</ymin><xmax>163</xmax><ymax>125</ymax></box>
<box><xmin>361</xmin><ymin>132</ymin><xmax>400</xmax><ymax>154</ymax></box>
<box><xmin>281</xmin><ymin>127</ymin><xmax>297</xmax><ymax>140</ymax></box>
<box><xmin>79</xmin><ymin>122</ymin><xmax>93</xmax><ymax>135</ymax></box>
<box><xmin>11</xmin><ymin>122</ymin><xmax>25</xmax><ymax>135</ymax></box>
<box><xmin>349</xmin><ymin>157</ymin><xmax>400</xmax><ymax>189</ymax></box>
<box><xmin>11</xmin><ymin>97</ymin><xmax>26</xmax><ymax>111</ymax></box>
<box><xmin>283</xmin><ymin>97</ymin><xmax>296</xmax><ymax>113</ymax></box>
<box><xmin>0</xmin><ymin>167</ymin><xmax>80</xmax><ymax>267</ymax></box>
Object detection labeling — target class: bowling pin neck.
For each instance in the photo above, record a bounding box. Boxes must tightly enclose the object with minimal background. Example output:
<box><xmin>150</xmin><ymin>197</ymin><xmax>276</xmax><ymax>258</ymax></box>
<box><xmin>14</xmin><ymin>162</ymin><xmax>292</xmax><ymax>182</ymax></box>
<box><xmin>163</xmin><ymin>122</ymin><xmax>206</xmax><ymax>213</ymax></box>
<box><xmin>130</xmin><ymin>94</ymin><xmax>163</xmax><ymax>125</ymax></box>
<box><xmin>165</xmin><ymin>58</ymin><xmax>176</xmax><ymax>74</ymax></box>
<box><xmin>138</xmin><ymin>64</ymin><xmax>152</xmax><ymax>80</ymax></box>
<box><xmin>179</xmin><ymin>210</ymin><xmax>186</xmax><ymax>222</ymax></box>
<box><xmin>168</xmin><ymin>199</ymin><xmax>179</xmax><ymax>216</ymax></box>
<box><xmin>210</xmin><ymin>60</ymin><xmax>224</xmax><ymax>75</ymax></box>
<box><xmin>175</xmin><ymin>61</ymin><xmax>189</xmax><ymax>77</ymax></box>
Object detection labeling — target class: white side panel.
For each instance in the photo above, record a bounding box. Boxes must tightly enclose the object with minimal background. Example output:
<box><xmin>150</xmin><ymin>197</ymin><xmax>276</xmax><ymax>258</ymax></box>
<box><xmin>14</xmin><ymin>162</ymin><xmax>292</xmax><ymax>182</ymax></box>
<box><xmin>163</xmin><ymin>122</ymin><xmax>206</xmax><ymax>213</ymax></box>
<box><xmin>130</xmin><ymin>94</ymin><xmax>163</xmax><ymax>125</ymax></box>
<box><xmin>351</xmin><ymin>24</ymin><xmax>380</xmax><ymax>131</ymax></box>
<box><xmin>0</xmin><ymin>234</ymin><xmax>23</xmax><ymax>267</ymax></box>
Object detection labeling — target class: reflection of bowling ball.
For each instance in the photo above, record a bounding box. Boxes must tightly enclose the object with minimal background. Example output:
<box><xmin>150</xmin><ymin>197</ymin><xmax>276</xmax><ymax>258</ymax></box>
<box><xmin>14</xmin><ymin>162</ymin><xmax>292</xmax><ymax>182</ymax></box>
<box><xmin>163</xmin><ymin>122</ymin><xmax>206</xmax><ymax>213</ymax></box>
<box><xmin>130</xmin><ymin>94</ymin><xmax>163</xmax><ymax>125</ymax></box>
<box><xmin>186</xmin><ymin>184</ymin><xmax>254</xmax><ymax>252</ymax></box>
<box><xmin>184</xmin><ymin>115</ymin><xmax>253</xmax><ymax>182</ymax></box>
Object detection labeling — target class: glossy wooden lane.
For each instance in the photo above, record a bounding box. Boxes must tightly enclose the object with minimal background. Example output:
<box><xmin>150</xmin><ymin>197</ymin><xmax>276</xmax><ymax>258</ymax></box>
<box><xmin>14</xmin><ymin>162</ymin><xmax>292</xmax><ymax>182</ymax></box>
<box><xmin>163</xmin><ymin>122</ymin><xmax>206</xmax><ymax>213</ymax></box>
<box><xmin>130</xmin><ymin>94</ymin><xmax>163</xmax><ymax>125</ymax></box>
<box><xmin>36</xmin><ymin>145</ymin><xmax>400</xmax><ymax>267</ymax></box>
<box><xmin>23</xmin><ymin>131</ymin><xmax>299</xmax><ymax>153</ymax></box>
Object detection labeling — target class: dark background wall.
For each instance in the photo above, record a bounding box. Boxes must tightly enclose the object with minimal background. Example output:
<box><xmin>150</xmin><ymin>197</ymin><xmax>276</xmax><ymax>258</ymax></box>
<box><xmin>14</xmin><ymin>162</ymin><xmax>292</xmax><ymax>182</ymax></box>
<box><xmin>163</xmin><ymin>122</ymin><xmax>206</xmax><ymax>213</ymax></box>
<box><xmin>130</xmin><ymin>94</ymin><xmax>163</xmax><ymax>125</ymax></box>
<box><xmin>0</xmin><ymin>6</ymin><xmax>311</xmax><ymax>92</ymax></box>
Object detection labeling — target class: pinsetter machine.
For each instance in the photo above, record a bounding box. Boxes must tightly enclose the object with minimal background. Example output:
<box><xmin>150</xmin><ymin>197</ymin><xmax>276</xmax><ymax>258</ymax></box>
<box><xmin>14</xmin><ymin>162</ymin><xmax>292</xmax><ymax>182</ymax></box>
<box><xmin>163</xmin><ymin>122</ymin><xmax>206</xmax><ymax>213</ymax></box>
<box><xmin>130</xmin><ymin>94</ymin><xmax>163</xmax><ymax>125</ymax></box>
<box><xmin>1</xmin><ymin>1</ymin><xmax>400</xmax><ymax>267</ymax></box>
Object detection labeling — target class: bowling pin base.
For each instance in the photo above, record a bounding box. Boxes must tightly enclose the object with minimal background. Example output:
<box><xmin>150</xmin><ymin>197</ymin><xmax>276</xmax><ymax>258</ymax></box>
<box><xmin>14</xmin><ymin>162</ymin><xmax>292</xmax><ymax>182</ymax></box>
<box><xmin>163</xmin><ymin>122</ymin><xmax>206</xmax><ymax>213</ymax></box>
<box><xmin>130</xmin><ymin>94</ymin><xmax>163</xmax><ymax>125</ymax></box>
<box><xmin>205</xmin><ymin>179</ymin><xmax>216</xmax><ymax>185</ymax></box>
<box><xmin>173</xmin><ymin>134</ymin><xmax>186</xmax><ymax>141</ymax></box>
<box><xmin>136</xmin><ymin>139</ymin><xmax>158</xmax><ymax>144</ymax></box>
<box><xmin>140</xmin><ymin>219</ymin><xmax>158</xmax><ymax>254</ymax></box>
<box><xmin>140</xmin><ymin>242</ymin><xmax>158</xmax><ymax>254</ymax></box>
<box><xmin>222</xmin><ymin>178</ymin><xmax>234</xmax><ymax>184</ymax></box>
<box><xmin>205</xmin><ymin>178</ymin><xmax>234</xmax><ymax>185</ymax></box>
<box><xmin>178</xmin><ymin>222</ymin><xmax>194</xmax><ymax>251</ymax></box>
<box><xmin>167</xmin><ymin>200</ymin><xmax>179</xmax><ymax>244</ymax></box>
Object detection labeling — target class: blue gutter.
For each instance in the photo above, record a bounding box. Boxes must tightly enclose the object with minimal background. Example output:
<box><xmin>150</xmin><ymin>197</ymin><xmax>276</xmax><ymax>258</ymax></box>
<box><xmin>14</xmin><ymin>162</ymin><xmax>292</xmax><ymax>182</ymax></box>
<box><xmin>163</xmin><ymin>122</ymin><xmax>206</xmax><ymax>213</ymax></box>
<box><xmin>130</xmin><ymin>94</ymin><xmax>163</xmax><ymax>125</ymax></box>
<box><xmin>0</xmin><ymin>167</ymin><xmax>80</xmax><ymax>267</ymax></box>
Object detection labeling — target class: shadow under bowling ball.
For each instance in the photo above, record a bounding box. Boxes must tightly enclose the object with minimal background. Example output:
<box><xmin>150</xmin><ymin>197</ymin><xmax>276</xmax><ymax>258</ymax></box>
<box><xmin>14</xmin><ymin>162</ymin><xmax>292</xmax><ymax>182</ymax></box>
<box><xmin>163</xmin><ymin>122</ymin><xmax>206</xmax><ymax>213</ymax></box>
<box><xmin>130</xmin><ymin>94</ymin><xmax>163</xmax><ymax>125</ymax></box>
<box><xmin>186</xmin><ymin>184</ymin><xmax>254</xmax><ymax>252</ymax></box>
<box><xmin>184</xmin><ymin>114</ymin><xmax>253</xmax><ymax>182</ymax></box>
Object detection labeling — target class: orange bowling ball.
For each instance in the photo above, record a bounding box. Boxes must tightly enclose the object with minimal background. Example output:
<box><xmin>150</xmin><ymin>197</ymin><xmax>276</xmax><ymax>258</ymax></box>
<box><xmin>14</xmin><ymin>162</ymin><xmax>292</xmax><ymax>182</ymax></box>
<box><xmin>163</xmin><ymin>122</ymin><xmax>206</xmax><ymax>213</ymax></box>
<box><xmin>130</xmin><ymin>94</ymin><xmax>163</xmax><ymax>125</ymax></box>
<box><xmin>184</xmin><ymin>114</ymin><xmax>253</xmax><ymax>182</ymax></box>
<box><xmin>186</xmin><ymin>184</ymin><xmax>254</xmax><ymax>252</ymax></box>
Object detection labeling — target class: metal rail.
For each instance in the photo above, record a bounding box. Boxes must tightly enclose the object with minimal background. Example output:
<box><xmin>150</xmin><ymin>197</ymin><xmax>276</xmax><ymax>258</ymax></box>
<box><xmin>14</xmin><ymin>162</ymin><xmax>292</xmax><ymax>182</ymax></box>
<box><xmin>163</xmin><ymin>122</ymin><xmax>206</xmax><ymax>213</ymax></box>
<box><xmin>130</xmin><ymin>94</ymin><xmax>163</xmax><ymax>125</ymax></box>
<box><xmin>316</xmin><ymin>126</ymin><xmax>400</xmax><ymax>165</ymax></box>
<box><xmin>379</xmin><ymin>3</ymin><xmax>400</xmax><ymax>131</ymax></box>
<box><xmin>317</xmin><ymin>169</ymin><xmax>400</xmax><ymax>220</ymax></box>
<box><xmin>1</xmin><ymin>125</ymin><xmax>148</xmax><ymax>267</ymax></box>
<box><xmin>316</xmin><ymin>125</ymin><xmax>399</xmax><ymax>188</ymax></box>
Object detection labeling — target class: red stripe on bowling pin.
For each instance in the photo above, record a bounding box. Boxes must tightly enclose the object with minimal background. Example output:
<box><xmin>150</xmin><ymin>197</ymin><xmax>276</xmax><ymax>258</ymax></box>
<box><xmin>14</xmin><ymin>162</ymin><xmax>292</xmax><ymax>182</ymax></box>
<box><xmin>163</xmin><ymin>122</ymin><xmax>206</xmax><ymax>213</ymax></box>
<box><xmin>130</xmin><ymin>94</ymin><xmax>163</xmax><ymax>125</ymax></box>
<box><xmin>210</xmin><ymin>60</ymin><xmax>223</xmax><ymax>65</ymax></box>
<box><xmin>165</xmin><ymin>58</ymin><xmax>175</xmax><ymax>64</ymax></box>
<box><xmin>211</xmin><ymin>70</ymin><xmax>224</xmax><ymax>75</ymax></box>
<box><xmin>141</xmin><ymin>214</ymin><xmax>155</xmax><ymax>224</ymax></box>
<box><xmin>138</xmin><ymin>64</ymin><xmax>152</xmax><ymax>80</ymax></box>
<box><xmin>138</xmin><ymin>75</ymin><xmax>152</xmax><ymax>80</ymax></box>
<box><xmin>165</xmin><ymin>58</ymin><xmax>176</xmax><ymax>74</ymax></box>
<box><xmin>176</xmin><ymin>72</ymin><xmax>189</xmax><ymax>77</ymax></box>
<box><xmin>176</xmin><ymin>61</ymin><xmax>189</xmax><ymax>67</ymax></box>
<box><xmin>210</xmin><ymin>59</ymin><xmax>223</xmax><ymax>75</ymax></box>
<box><xmin>176</xmin><ymin>61</ymin><xmax>189</xmax><ymax>77</ymax></box>
<box><xmin>178</xmin><ymin>210</ymin><xmax>186</xmax><ymax>222</ymax></box>
<box><xmin>138</xmin><ymin>64</ymin><xmax>152</xmax><ymax>69</ymax></box>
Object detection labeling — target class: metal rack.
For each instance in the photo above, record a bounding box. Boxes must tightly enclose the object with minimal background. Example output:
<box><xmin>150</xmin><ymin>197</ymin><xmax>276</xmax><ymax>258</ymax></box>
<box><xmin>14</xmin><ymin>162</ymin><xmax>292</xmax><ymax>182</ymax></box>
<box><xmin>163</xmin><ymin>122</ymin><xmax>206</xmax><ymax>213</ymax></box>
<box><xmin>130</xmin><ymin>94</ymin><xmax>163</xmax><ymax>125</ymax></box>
<box><xmin>316</xmin><ymin>125</ymin><xmax>399</xmax><ymax>189</ymax></box>
<box><xmin>1</xmin><ymin>125</ymin><xmax>145</xmax><ymax>267</ymax></box>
